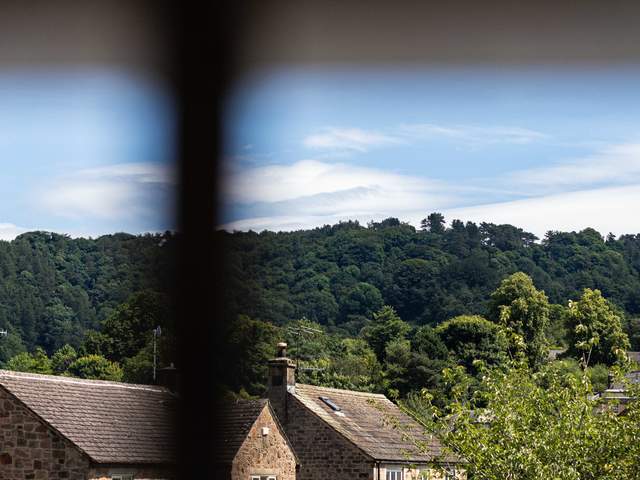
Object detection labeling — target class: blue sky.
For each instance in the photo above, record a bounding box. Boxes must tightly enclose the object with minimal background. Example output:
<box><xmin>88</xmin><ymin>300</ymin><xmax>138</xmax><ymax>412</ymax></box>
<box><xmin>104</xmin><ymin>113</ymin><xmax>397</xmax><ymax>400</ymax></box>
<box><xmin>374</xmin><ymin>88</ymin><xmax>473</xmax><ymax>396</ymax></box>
<box><xmin>223</xmin><ymin>66</ymin><xmax>640</xmax><ymax>238</ymax></box>
<box><xmin>0</xmin><ymin>70</ymin><xmax>175</xmax><ymax>240</ymax></box>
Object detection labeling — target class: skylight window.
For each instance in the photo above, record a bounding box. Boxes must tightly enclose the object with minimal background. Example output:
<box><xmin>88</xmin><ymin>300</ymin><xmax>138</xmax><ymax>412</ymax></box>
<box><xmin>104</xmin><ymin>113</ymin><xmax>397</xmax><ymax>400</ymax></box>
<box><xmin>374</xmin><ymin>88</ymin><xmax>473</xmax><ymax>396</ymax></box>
<box><xmin>319</xmin><ymin>396</ymin><xmax>341</xmax><ymax>411</ymax></box>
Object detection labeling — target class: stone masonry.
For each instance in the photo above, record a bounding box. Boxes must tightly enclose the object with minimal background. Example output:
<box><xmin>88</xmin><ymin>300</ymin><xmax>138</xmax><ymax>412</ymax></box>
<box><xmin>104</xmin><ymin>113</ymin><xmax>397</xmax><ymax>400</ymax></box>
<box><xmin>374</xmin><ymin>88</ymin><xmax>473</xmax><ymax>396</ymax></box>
<box><xmin>231</xmin><ymin>404</ymin><xmax>297</xmax><ymax>480</ymax></box>
<box><xmin>0</xmin><ymin>387</ymin><xmax>90</xmax><ymax>480</ymax></box>
<box><xmin>88</xmin><ymin>467</ymin><xmax>174</xmax><ymax>480</ymax></box>
<box><xmin>284</xmin><ymin>395</ymin><xmax>373</xmax><ymax>480</ymax></box>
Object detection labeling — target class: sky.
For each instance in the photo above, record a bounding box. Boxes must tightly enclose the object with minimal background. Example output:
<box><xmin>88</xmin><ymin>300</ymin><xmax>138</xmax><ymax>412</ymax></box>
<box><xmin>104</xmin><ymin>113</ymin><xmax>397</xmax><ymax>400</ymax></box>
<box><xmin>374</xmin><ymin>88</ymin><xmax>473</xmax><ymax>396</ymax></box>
<box><xmin>0</xmin><ymin>70</ymin><xmax>175</xmax><ymax>241</ymax></box>
<box><xmin>222</xmin><ymin>66</ymin><xmax>640</xmax><ymax>239</ymax></box>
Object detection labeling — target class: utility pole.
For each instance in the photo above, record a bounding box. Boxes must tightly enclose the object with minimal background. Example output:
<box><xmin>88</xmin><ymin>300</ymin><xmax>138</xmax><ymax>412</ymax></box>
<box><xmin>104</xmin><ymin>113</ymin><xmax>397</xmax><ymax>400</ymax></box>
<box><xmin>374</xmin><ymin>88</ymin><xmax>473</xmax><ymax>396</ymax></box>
<box><xmin>153</xmin><ymin>326</ymin><xmax>162</xmax><ymax>382</ymax></box>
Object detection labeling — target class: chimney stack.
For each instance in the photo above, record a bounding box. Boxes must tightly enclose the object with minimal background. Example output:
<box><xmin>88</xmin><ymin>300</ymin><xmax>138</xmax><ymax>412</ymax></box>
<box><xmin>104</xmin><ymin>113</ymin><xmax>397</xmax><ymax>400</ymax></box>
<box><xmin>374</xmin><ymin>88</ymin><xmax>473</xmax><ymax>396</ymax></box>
<box><xmin>267</xmin><ymin>342</ymin><xmax>296</xmax><ymax>423</ymax></box>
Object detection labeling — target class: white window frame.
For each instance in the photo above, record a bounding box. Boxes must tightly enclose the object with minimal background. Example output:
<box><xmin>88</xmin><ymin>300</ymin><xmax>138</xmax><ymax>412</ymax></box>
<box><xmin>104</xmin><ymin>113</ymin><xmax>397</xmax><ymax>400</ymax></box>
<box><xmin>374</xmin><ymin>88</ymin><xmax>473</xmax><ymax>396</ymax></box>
<box><xmin>250</xmin><ymin>476</ymin><xmax>277</xmax><ymax>480</ymax></box>
<box><xmin>386</xmin><ymin>468</ymin><xmax>403</xmax><ymax>480</ymax></box>
<box><xmin>111</xmin><ymin>475</ymin><xmax>134</xmax><ymax>480</ymax></box>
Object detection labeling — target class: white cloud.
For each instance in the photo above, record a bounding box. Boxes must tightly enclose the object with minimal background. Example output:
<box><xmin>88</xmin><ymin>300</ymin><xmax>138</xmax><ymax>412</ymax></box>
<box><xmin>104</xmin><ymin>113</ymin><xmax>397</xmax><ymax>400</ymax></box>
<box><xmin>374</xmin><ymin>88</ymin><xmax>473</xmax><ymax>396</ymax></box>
<box><xmin>303</xmin><ymin>127</ymin><xmax>402</xmax><ymax>152</ymax></box>
<box><xmin>303</xmin><ymin>123</ymin><xmax>546</xmax><ymax>154</ymax></box>
<box><xmin>443</xmin><ymin>184</ymin><xmax>640</xmax><ymax>238</ymax></box>
<box><xmin>41</xmin><ymin>162</ymin><xmax>174</xmax><ymax>220</ymax></box>
<box><xmin>0</xmin><ymin>223</ymin><xmax>29</xmax><ymax>241</ymax></box>
<box><xmin>223</xmin><ymin>159</ymin><xmax>456</xmax><ymax>230</ymax></box>
<box><xmin>506</xmin><ymin>142</ymin><xmax>640</xmax><ymax>193</ymax></box>
<box><xmin>225</xmin><ymin>159</ymin><xmax>443</xmax><ymax>204</ymax></box>
<box><xmin>399</xmin><ymin>123</ymin><xmax>547</xmax><ymax>145</ymax></box>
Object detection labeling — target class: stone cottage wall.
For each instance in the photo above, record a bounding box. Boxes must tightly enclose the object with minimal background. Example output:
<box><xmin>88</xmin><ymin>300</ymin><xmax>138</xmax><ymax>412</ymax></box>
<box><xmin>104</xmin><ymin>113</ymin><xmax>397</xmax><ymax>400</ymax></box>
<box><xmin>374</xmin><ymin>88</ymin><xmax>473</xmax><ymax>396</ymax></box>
<box><xmin>284</xmin><ymin>395</ymin><xmax>373</xmax><ymax>480</ymax></box>
<box><xmin>0</xmin><ymin>387</ymin><xmax>90</xmax><ymax>479</ymax></box>
<box><xmin>231</xmin><ymin>405</ymin><xmax>297</xmax><ymax>480</ymax></box>
<box><xmin>375</xmin><ymin>464</ymin><xmax>467</xmax><ymax>480</ymax></box>
<box><xmin>88</xmin><ymin>466</ymin><xmax>175</xmax><ymax>479</ymax></box>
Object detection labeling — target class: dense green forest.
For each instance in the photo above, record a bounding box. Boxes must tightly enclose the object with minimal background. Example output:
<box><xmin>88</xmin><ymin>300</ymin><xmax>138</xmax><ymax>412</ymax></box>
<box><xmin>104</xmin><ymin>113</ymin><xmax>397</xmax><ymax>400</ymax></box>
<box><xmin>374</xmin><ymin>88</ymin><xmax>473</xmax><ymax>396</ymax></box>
<box><xmin>218</xmin><ymin>214</ymin><xmax>640</xmax><ymax>399</ymax></box>
<box><xmin>0</xmin><ymin>231</ymin><xmax>177</xmax><ymax>382</ymax></box>
<box><xmin>3</xmin><ymin>214</ymin><xmax>640</xmax><ymax>393</ymax></box>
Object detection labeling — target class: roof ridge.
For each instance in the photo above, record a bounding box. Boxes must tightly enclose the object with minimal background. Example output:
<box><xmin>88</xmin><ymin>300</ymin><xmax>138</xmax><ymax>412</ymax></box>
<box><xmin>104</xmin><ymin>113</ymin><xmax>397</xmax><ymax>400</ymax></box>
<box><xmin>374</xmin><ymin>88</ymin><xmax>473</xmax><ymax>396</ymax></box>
<box><xmin>0</xmin><ymin>369</ymin><xmax>169</xmax><ymax>393</ymax></box>
<box><xmin>295</xmin><ymin>383</ymin><xmax>387</xmax><ymax>398</ymax></box>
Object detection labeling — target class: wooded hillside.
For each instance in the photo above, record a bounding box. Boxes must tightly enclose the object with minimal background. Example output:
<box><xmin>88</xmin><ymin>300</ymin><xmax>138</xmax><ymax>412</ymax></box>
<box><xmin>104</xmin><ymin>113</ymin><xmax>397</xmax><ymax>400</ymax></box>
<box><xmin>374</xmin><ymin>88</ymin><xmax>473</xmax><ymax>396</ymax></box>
<box><xmin>221</xmin><ymin>215</ymin><xmax>640</xmax><ymax>337</ymax></box>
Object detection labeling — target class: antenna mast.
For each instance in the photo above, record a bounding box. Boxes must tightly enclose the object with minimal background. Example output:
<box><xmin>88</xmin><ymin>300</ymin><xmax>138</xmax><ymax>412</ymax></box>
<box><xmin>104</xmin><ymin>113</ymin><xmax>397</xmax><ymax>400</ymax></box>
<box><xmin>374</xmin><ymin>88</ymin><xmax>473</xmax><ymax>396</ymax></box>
<box><xmin>286</xmin><ymin>319</ymin><xmax>323</xmax><ymax>371</ymax></box>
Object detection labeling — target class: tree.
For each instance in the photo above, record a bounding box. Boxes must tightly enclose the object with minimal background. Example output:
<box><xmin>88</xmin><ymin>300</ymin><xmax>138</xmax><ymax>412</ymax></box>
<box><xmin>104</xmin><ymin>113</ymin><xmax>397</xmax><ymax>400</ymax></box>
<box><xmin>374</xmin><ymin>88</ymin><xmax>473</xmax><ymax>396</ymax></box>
<box><xmin>122</xmin><ymin>345</ymin><xmax>154</xmax><ymax>384</ymax></box>
<box><xmin>411</xmin><ymin>326</ymin><xmax>449</xmax><ymax>360</ymax></box>
<box><xmin>420</xmin><ymin>212</ymin><xmax>446</xmax><ymax>234</ymax></box>
<box><xmin>5</xmin><ymin>352</ymin><xmax>38</xmax><ymax>373</ymax></box>
<box><xmin>99</xmin><ymin>290</ymin><xmax>173</xmax><ymax>362</ymax></box>
<box><xmin>66</xmin><ymin>354</ymin><xmax>123</xmax><ymax>381</ymax></box>
<box><xmin>361</xmin><ymin>306</ymin><xmax>411</xmax><ymax>361</ymax></box>
<box><xmin>384</xmin><ymin>338</ymin><xmax>412</xmax><ymax>397</ymax></box>
<box><xmin>331</xmin><ymin>338</ymin><xmax>383</xmax><ymax>391</ymax></box>
<box><xmin>223</xmin><ymin>315</ymin><xmax>281</xmax><ymax>395</ymax></box>
<box><xmin>403</xmin><ymin>364</ymin><xmax>640</xmax><ymax>479</ymax></box>
<box><xmin>488</xmin><ymin>272</ymin><xmax>550</xmax><ymax>369</ymax></box>
<box><xmin>51</xmin><ymin>344</ymin><xmax>78</xmax><ymax>374</ymax></box>
<box><xmin>339</xmin><ymin>282</ymin><xmax>384</xmax><ymax>322</ymax></box>
<box><xmin>436</xmin><ymin>315</ymin><xmax>509</xmax><ymax>375</ymax></box>
<box><xmin>0</xmin><ymin>331</ymin><xmax>26</xmax><ymax>365</ymax></box>
<box><xmin>404</xmin><ymin>339</ymin><xmax>452</xmax><ymax>408</ymax></box>
<box><xmin>565</xmin><ymin>288</ymin><xmax>630</xmax><ymax>366</ymax></box>
<box><xmin>5</xmin><ymin>347</ymin><xmax>52</xmax><ymax>374</ymax></box>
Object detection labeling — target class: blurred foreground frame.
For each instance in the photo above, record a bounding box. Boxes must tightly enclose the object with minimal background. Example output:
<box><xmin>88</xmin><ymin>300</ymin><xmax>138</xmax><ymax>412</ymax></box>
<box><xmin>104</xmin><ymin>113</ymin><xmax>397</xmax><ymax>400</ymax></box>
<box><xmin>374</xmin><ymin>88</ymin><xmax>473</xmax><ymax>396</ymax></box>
<box><xmin>3</xmin><ymin>0</ymin><xmax>640</xmax><ymax>479</ymax></box>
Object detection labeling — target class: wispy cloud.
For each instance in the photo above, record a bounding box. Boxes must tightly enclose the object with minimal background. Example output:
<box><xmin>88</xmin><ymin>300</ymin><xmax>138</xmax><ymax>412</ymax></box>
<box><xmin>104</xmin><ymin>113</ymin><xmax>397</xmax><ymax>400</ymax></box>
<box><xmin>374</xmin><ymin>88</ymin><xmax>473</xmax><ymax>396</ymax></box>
<box><xmin>444</xmin><ymin>184</ymin><xmax>640</xmax><ymax>238</ymax></box>
<box><xmin>303</xmin><ymin>123</ymin><xmax>546</xmax><ymax>154</ymax></box>
<box><xmin>399</xmin><ymin>123</ymin><xmax>547</xmax><ymax>145</ymax></box>
<box><xmin>223</xmin><ymin>159</ymin><xmax>455</xmax><ymax>230</ymax></box>
<box><xmin>505</xmin><ymin>142</ymin><xmax>640</xmax><ymax>193</ymax></box>
<box><xmin>40</xmin><ymin>162</ymin><xmax>174</xmax><ymax>221</ymax></box>
<box><xmin>303</xmin><ymin>127</ymin><xmax>403</xmax><ymax>152</ymax></box>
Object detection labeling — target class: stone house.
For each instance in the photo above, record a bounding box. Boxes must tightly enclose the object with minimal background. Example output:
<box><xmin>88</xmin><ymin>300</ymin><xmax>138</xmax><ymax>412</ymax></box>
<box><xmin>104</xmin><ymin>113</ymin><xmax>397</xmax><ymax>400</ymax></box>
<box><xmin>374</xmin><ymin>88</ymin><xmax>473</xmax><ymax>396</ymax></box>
<box><xmin>267</xmin><ymin>343</ymin><xmax>464</xmax><ymax>480</ymax></box>
<box><xmin>0</xmin><ymin>369</ymin><xmax>176</xmax><ymax>479</ymax></box>
<box><xmin>213</xmin><ymin>398</ymin><xmax>298</xmax><ymax>480</ymax></box>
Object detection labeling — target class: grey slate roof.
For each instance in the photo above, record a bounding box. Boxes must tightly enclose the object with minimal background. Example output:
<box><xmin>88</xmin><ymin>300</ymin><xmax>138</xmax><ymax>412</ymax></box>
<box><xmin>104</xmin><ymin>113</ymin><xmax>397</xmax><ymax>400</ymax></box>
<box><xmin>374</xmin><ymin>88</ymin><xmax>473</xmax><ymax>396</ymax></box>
<box><xmin>292</xmin><ymin>383</ymin><xmax>459</xmax><ymax>463</ymax></box>
<box><xmin>0</xmin><ymin>369</ymin><xmax>176</xmax><ymax>465</ymax></box>
<box><xmin>213</xmin><ymin>398</ymin><xmax>268</xmax><ymax>465</ymax></box>
<box><xmin>213</xmin><ymin>398</ymin><xmax>298</xmax><ymax>466</ymax></box>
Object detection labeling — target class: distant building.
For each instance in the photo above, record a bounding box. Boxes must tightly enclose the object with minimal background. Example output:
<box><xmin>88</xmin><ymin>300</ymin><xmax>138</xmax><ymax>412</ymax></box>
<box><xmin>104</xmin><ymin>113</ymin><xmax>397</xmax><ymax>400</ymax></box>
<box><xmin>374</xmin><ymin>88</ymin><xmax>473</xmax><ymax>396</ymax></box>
<box><xmin>627</xmin><ymin>351</ymin><xmax>640</xmax><ymax>365</ymax></box>
<box><xmin>267</xmin><ymin>343</ymin><xmax>464</xmax><ymax>480</ymax></box>
<box><xmin>213</xmin><ymin>398</ymin><xmax>299</xmax><ymax>480</ymax></box>
<box><xmin>0</xmin><ymin>369</ymin><xmax>175</xmax><ymax>479</ymax></box>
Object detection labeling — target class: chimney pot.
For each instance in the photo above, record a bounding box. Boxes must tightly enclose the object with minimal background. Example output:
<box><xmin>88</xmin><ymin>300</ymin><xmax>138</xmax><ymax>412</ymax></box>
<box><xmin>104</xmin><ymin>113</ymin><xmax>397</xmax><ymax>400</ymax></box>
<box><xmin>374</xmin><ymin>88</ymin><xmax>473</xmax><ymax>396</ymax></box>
<box><xmin>277</xmin><ymin>342</ymin><xmax>287</xmax><ymax>358</ymax></box>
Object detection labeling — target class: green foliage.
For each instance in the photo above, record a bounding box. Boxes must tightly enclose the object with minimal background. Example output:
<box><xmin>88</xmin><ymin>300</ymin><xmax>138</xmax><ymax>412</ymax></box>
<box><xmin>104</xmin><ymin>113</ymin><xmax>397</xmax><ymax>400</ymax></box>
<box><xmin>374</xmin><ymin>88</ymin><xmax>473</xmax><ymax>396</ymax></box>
<box><xmin>405</xmin><ymin>363</ymin><xmax>640</xmax><ymax>479</ymax></box>
<box><xmin>545</xmin><ymin>358</ymin><xmax>611</xmax><ymax>393</ymax></box>
<box><xmin>0</xmin><ymin>330</ymin><xmax>25</xmax><ymax>365</ymax></box>
<box><xmin>361</xmin><ymin>305</ymin><xmax>411</xmax><ymax>361</ymax></box>
<box><xmin>5</xmin><ymin>347</ymin><xmax>52</xmax><ymax>374</ymax></box>
<box><xmin>435</xmin><ymin>315</ymin><xmax>509</xmax><ymax>375</ymax></box>
<box><xmin>221</xmin><ymin>217</ymin><xmax>640</xmax><ymax>333</ymax></box>
<box><xmin>122</xmin><ymin>344</ymin><xmax>154</xmax><ymax>384</ymax></box>
<box><xmin>566</xmin><ymin>288</ymin><xmax>630</xmax><ymax>366</ymax></box>
<box><xmin>0</xmin><ymin>231</ymin><xmax>175</xmax><ymax>357</ymax></box>
<box><xmin>98</xmin><ymin>290</ymin><xmax>173</xmax><ymax>361</ymax></box>
<box><xmin>546</xmin><ymin>303</ymin><xmax>570</xmax><ymax>347</ymax></box>
<box><xmin>223</xmin><ymin>315</ymin><xmax>281</xmax><ymax>395</ymax></box>
<box><xmin>488</xmin><ymin>272</ymin><xmax>550</xmax><ymax>368</ymax></box>
<box><xmin>51</xmin><ymin>344</ymin><xmax>77</xmax><ymax>374</ymax></box>
<box><xmin>6</xmin><ymin>345</ymin><xmax>123</xmax><ymax>382</ymax></box>
<box><xmin>66</xmin><ymin>354</ymin><xmax>123</xmax><ymax>381</ymax></box>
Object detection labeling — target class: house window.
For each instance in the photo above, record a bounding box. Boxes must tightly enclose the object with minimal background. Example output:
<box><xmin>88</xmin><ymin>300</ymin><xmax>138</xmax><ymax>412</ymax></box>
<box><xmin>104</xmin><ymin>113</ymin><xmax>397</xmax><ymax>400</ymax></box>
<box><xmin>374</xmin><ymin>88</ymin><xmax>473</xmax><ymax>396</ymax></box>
<box><xmin>250</xmin><ymin>476</ymin><xmax>277</xmax><ymax>480</ymax></box>
<box><xmin>386</xmin><ymin>469</ymin><xmax>402</xmax><ymax>480</ymax></box>
<box><xmin>111</xmin><ymin>475</ymin><xmax>134</xmax><ymax>480</ymax></box>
